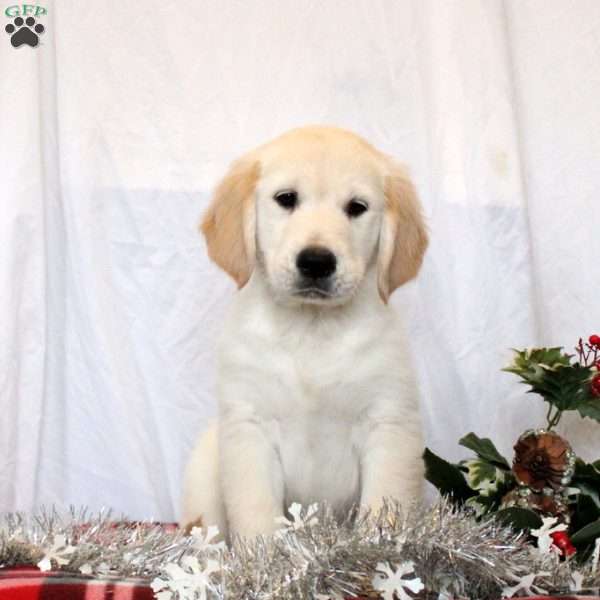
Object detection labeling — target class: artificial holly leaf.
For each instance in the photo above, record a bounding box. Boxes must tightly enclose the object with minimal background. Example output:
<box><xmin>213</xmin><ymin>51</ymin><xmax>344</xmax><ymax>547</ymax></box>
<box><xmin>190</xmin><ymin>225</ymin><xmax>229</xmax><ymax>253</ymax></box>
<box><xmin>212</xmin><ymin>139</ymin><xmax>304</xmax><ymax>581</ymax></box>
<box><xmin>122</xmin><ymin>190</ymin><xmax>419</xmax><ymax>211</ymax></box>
<box><xmin>570</xmin><ymin>518</ymin><xmax>600</xmax><ymax>547</ymax></box>
<box><xmin>465</xmin><ymin>494</ymin><xmax>497</xmax><ymax>517</ymax></box>
<box><xmin>503</xmin><ymin>347</ymin><xmax>571</xmax><ymax>382</ymax></box>
<box><xmin>422</xmin><ymin>448</ymin><xmax>476</xmax><ymax>503</ymax></box>
<box><xmin>526</xmin><ymin>364</ymin><xmax>593</xmax><ymax>411</ymax></box>
<box><xmin>570</xmin><ymin>493</ymin><xmax>600</xmax><ymax>536</ymax></box>
<box><xmin>572</xmin><ymin>459</ymin><xmax>600</xmax><ymax>507</ymax></box>
<box><xmin>573</xmin><ymin>458</ymin><xmax>600</xmax><ymax>483</ymax></box>
<box><xmin>504</xmin><ymin>347</ymin><xmax>595</xmax><ymax>412</ymax></box>
<box><xmin>577</xmin><ymin>483</ymin><xmax>600</xmax><ymax>509</ymax></box>
<box><xmin>459</xmin><ymin>433</ymin><xmax>510</xmax><ymax>468</ymax></box>
<box><xmin>459</xmin><ymin>459</ymin><xmax>495</xmax><ymax>492</ymax></box>
<box><xmin>577</xmin><ymin>398</ymin><xmax>600</xmax><ymax>423</ymax></box>
<box><xmin>493</xmin><ymin>507</ymin><xmax>543</xmax><ymax>532</ymax></box>
<box><xmin>459</xmin><ymin>459</ymin><xmax>509</xmax><ymax>497</ymax></box>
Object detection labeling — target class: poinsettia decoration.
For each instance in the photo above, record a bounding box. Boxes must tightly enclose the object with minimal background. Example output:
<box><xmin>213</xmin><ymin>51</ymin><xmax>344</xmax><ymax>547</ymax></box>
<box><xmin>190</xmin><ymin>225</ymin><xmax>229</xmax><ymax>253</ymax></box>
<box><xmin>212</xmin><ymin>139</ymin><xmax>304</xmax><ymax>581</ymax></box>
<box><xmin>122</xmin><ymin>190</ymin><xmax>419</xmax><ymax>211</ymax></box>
<box><xmin>424</xmin><ymin>335</ymin><xmax>600</xmax><ymax>559</ymax></box>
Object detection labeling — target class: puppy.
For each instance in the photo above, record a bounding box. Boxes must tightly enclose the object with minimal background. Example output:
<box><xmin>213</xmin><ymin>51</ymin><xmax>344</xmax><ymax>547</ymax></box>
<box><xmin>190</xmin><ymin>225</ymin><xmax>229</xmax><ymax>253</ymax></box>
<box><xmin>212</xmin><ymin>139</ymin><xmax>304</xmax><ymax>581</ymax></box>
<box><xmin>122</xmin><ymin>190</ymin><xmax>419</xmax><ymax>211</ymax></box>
<box><xmin>182</xmin><ymin>126</ymin><xmax>428</xmax><ymax>538</ymax></box>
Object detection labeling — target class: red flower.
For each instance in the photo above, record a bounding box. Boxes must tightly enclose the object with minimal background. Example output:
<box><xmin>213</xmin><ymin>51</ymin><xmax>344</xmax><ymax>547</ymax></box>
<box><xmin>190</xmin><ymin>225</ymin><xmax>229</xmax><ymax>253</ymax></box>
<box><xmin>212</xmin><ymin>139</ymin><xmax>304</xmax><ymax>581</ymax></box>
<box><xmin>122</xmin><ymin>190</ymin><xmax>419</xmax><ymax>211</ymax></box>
<box><xmin>591</xmin><ymin>374</ymin><xmax>600</xmax><ymax>398</ymax></box>
<box><xmin>589</xmin><ymin>334</ymin><xmax>600</xmax><ymax>346</ymax></box>
<box><xmin>550</xmin><ymin>531</ymin><xmax>576</xmax><ymax>557</ymax></box>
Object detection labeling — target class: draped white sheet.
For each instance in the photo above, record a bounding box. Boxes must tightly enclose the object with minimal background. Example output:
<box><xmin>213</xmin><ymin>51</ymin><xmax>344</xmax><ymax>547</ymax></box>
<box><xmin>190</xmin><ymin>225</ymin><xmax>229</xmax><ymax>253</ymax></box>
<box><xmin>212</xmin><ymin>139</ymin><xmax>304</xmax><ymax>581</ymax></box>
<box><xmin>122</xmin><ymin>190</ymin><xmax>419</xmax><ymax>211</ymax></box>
<box><xmin>1</xmin><ymin>0</ymin><xmax>599</xmax><ymax>521</ymax></box>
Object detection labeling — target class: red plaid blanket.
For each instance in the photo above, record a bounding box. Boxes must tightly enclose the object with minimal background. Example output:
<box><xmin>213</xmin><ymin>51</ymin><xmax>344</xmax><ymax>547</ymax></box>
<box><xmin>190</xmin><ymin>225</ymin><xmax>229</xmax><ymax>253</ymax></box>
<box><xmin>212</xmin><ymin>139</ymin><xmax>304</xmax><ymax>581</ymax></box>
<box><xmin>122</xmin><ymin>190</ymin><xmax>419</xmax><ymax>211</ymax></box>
<box><xmin>0</xmin><ymin>570</ymin><xmax>595</xmax><ymax>600</ymax></box>
<box><xmin>0</xmin><ymin>567</ymin><xmax>154</xmax><ymax>600</ymax></box>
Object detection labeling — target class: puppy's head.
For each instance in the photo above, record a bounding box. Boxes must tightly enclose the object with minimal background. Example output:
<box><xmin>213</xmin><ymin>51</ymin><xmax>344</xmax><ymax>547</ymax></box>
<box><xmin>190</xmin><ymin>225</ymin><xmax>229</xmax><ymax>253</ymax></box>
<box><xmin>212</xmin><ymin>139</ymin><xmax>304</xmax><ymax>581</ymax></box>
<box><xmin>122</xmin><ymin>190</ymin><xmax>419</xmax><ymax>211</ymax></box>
<box><xmin>201</xmin><ymin>126</ymin><xmax>427</xmax><ymax>305</ymax></box>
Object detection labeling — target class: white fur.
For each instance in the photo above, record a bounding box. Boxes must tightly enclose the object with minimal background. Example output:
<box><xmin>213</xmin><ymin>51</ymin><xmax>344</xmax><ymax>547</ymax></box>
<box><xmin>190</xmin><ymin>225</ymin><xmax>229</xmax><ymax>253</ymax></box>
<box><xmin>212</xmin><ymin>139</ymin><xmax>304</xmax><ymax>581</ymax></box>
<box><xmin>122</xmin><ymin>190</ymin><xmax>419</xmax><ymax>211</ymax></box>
<box><xmin>182</xmin><ymin>126</ymin><xmax>426</xmax><ymax>538</ymax></box>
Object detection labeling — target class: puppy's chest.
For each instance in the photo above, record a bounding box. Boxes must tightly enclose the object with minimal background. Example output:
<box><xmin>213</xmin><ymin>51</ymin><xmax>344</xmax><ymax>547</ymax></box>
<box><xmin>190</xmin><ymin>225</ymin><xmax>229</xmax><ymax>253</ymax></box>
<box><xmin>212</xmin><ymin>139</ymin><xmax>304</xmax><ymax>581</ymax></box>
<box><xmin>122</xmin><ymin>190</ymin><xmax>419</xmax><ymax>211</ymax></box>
<box><xmin>257</xmin><ymin>337</ymin><xmax>375</xmax><ymax>420</ymax></box>
<box><xmin>222</xmin><ymin>305</ymin><xmax>403</xmax><ymax>429</ymax></box>
<box><xmin>278</xmin><ymin>412</ymin><xmax>361</xmax><ymax>510</ymax></box>
<box><xmin>258</xmin><ymin>337</ymin><xmax>366</xmax><ymax>430</ymax></box>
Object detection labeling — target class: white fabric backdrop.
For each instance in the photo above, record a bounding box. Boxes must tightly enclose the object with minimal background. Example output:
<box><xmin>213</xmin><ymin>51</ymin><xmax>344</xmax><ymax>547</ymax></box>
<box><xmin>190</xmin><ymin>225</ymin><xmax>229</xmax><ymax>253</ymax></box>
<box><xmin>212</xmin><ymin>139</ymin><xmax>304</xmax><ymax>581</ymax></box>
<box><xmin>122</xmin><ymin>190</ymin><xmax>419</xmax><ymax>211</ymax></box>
<box><xmin>1</xmin><ymin>0</ymin><xmax>599</xmax><ymax>522</ymax></box>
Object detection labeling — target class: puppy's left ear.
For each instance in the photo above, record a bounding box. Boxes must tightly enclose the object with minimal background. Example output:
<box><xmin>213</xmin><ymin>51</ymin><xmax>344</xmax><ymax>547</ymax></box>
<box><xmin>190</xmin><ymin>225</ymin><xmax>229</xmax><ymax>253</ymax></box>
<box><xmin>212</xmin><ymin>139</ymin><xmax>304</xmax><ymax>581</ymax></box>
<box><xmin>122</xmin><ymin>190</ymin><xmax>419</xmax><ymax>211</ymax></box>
<box><xmin>377</xmin><ymin>163</ymin><xmax>428</xmax><ymax>303</ymax></box>
<box><xmin>201</xmin><ymin>156</ymin><xmax>260</xmax><ymax>288</ymax></box>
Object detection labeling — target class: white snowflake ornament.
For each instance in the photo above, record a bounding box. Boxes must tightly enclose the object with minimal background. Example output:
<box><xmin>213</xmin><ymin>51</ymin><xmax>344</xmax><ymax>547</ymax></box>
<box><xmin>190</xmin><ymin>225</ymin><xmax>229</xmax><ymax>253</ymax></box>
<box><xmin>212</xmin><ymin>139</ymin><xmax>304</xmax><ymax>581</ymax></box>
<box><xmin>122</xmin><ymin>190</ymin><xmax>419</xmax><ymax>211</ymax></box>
<box><xmin>152</xmin><ymin>590</ymin><xmax>172</xmax><ymax>600</ymax></box>
<box><xmin>502</xmin><ymin>571</ymin><xmax>549</xmax><ymax>598</ymax></box>
<box><xmin>275</xmin><ymin>502</ymin><xmax>319</xmax><ymax>532</ymax></box>
<box><xmin>530</xmin><ymin>516</ymin><xmax>567</xmax><ymax>554</ymax></box>
<box><xmin>372</xmin><ymin>561</ymin><xmax>424</xmax><ymax>600</ymax></box>
<box><xmin>37</xmin><ymin>534</ymin><xmax>76</xmax><ymax>572</ymax></box>
<box><xmin>592</xmin><ymin>537</ymin><xmax>600</xmax><ymax>573</ymax></box>
<box><xmin>151</xmin><ymin>556</ymin><xmax>219</xmax><ymax>600</ymax></box>
<box><xmin>189</xmin><ymin>525</ymin><xmax>225</xmax><ymax>553</ymax></box>
<box><xmin>96</xmin><ymin>562</ymin><xmax>112</xmax><ymax>575</ymax></box>
<box><xmin>569</xmin><ymin>570</ymin><xmax>584</xmax><ymax>592</ymax></box>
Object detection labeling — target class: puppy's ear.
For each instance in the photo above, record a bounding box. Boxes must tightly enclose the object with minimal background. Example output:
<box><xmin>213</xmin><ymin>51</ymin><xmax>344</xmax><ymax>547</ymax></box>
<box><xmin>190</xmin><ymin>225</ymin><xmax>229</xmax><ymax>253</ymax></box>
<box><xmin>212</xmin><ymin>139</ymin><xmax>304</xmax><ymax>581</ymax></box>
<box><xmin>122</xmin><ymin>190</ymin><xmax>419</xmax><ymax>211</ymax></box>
<box><xmin>201</xmin><ymin>157</ymin><xmax>260</xmax><ymax>288</ymax></box>
<box><xmin>377</xmin><ymin>163</ymin><xmax>428</xmax><ymax>303</ymax></box>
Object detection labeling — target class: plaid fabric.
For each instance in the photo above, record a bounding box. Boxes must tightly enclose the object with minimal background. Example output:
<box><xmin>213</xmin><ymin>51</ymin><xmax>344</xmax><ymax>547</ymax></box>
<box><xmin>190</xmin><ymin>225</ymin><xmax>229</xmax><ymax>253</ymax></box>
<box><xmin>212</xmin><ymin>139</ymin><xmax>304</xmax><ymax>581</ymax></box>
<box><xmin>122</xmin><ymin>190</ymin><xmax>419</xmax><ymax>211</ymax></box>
<box><xmin>0</xmin><ymin>567</ymin><xmax>154</xmax><ymax>600</ymax></box>
<box><xmin>1</xmin><ymin>570</ymin><xmax>595</xmax><ymax>600</ymax></box>
<box><xmin>0</xmin><ymin>522</ymin><xmax>178</xmax><ymax>600</ymax></box>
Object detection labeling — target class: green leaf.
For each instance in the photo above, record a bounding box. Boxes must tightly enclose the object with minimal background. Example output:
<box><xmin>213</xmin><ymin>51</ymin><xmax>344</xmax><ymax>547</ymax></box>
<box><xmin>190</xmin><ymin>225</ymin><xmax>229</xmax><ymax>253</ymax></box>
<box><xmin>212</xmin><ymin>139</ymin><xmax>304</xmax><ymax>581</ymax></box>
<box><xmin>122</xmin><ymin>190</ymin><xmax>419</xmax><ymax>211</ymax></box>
<box><xmin>571</xmin><ymin>493</ymin><xmax>600</xmax><ymax>535</ymax></box>
<box><xmin>571</xmin><ymin>518</ymin><xmax>600</xmax><ymax>547</ymax></box>
<box><xmin>573</xmin><ymin>458</ymin><xmax>600</xmax><ymax>483</ymax></box>
<box><xmin>459</xmin><ymin>433</ymin><xmax>510</xmax><ymax>468</ymax></box>
<box><xmin>493</xmin><ymin>507</ymin><xmax>543</xmax><ymax>532</ymax></box>
<box><xmin>572</xmin><ymin>459</ymin><xmax>600</xmax><ymax>507</ymax></box>
<box><xmin>576</xmin><ymin>483</ymin><xmax>600</xmax><ymax>509</ymax></box>
<box><xmin>465</xmin><ymin>495</ymin><xmax>497</xmax><ymax>517</ymax></box>
<box><xmin>503</xmin><ymin>347</ymin><xmax>572</xmax><ymax>380</ymax></box>
<box><xmin>423</xmin><ymin>448</ymin><xmax>476</xmax><ymax>503</ymax></box>
<box><xmin>530</xmin><ymin>364</ymin><xmax>593</xmax><ymax>411</ymax></box>
<box><xmin>577</xmin><ymin>398</ymin><xmax>600</xmax><ymax>423</ymax></box>
<box><xmin>504</xmin><ymin>347</ymin><xmax>595</xmax><ymax>412</ymax></box>
<box><xmin>459</xmin><ymin>459</ymin><xmax>509</xmax><ymax>497</ymax></box>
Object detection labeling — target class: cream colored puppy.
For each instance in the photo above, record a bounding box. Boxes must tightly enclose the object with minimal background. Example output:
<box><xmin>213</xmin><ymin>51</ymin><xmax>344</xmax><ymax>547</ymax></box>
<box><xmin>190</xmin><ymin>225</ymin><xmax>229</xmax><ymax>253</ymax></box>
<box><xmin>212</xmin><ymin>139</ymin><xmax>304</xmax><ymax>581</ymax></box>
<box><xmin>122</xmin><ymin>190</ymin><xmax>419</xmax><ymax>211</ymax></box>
<box><xmin>182</xmin><ymin>126</ymin><xmax>428</xmax><ymax>538</ymax></box>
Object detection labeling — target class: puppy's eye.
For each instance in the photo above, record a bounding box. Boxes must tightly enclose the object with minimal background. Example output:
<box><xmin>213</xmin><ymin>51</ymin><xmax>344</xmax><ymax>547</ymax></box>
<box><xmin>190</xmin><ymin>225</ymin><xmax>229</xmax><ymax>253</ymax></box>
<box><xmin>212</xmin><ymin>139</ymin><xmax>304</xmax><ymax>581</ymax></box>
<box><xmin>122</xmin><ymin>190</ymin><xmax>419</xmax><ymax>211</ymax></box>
<box><xmin>345</xmin><ymin>198</ymin><xmax>368</xmax><ymax>218</ymax></box>
<box><xmin>274</xmin><ymin>190</ymin><xmax>298</xmax><ymax>211</ymax></box>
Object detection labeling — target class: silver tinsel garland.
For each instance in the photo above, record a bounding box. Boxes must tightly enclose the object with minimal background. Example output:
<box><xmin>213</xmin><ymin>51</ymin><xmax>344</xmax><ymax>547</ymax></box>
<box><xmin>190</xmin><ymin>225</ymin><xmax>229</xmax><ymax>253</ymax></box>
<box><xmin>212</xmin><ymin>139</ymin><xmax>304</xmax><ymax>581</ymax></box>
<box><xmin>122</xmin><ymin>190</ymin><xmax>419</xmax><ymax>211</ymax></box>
<box><xmin>1</xmin><ymin>500</ymin><xmax>599</xmax><ymax>599</ymax></box>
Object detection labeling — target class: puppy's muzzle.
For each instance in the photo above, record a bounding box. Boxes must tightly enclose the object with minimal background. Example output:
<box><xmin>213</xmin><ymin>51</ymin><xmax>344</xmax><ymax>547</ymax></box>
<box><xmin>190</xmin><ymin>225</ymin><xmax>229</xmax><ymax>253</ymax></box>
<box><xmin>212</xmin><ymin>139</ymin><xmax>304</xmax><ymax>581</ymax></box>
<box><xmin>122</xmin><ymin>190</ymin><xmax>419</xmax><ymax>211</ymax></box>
<box><xmin>296</xmin><ymin>246</ymin><xmax>337</xmax><ymax>280</ymax></box>
<box><xmin>294</xmin><ymin>246</ymin><xmax>337</xmax><ymax>299</ymax></box>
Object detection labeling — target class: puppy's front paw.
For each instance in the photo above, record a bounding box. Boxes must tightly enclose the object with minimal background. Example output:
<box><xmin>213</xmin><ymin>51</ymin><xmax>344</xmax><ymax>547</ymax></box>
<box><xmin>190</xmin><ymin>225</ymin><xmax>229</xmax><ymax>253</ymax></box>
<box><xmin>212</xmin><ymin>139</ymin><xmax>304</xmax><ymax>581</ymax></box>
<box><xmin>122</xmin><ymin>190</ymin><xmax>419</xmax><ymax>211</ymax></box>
<box><xmin>229</xmin><ymin>512</ymin><xmax>283</xmax><ymax>539</ymax></box>
<box><xmin>362</xmin><ymin>494</ymin><xmax>410</xmax><ymax>519</ymax></box>
<box><xmin>362</xmin><ymin>497</ymin><xmax>387</xmax><ymax>519</ymax></box>
<box><xmin>183</xmin><ymin>515</ymin><xmax>204</xmax><ymax>535</ymax></box>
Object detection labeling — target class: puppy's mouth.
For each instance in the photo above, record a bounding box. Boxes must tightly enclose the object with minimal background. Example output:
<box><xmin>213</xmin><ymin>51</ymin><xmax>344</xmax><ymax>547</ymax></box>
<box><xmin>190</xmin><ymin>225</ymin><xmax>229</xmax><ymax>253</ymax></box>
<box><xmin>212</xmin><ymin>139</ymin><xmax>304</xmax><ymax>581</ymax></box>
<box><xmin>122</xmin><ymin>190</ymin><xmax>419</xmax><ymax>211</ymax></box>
<box><xmin>293</xmin><ymin>275</ymin><xmax>337</xmax><ymax>300</ymax></box>
<box><xmin>294</xmin><ymin>286</ymin><xmax>334</xmax><ymax>300</ymax></box>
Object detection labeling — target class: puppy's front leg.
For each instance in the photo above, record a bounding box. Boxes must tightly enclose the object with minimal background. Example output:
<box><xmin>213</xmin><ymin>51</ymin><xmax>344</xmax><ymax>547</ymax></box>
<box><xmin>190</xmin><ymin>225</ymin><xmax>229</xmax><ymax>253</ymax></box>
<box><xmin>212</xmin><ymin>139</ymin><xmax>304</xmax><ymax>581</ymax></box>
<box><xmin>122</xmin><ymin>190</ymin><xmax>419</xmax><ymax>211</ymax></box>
<box><xmin>219</xmin><ymin>417</ymin><xmax>284</xmax><ymax>538</ymax></box>
<box><xmin>360</xmin><ymin>412</ymin><xmax>424</xmax><ymax>515</ymax></box>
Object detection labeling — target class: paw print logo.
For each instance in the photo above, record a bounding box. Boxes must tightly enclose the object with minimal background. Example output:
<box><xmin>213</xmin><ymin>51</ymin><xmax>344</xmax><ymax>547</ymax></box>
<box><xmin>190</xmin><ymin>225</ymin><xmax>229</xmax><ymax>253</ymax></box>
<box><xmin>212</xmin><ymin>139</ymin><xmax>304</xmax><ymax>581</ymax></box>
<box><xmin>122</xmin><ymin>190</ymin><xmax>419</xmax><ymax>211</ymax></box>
<box><xmin>5</xmin><ymin>16</ymin><xmax>45</xmax><ymax>48</ymax></box>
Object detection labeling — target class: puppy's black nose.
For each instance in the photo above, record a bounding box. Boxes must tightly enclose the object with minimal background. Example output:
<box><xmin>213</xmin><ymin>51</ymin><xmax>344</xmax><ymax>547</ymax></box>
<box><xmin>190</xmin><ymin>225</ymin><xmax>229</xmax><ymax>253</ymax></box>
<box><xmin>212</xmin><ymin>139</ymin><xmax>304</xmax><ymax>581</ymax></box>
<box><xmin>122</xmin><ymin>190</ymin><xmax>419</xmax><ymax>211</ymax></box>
<box><xmin>296</xmin><ymin>246</ymin><xmax>337</xmax><ymax>279</ymax></box>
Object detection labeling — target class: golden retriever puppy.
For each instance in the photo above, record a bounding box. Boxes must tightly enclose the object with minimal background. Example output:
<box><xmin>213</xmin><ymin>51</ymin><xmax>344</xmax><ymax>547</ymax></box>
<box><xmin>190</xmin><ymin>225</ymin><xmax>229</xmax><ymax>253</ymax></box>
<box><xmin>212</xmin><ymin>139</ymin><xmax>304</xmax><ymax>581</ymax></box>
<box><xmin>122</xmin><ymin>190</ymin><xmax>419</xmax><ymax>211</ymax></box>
<box><xmin>182</xmin><ymin>126</ymin><xmax>428</xmax><ymax>538</ymax></box>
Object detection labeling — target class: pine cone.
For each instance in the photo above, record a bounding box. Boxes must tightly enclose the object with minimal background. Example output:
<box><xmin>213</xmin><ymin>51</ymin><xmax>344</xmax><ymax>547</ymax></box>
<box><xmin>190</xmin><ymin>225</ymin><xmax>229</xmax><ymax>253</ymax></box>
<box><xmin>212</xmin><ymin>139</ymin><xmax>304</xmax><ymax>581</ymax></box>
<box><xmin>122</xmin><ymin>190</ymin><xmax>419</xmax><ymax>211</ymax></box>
<box><xmin>512</xmin><ymin>430</ymin><xmax>574</xmax><ymax>491</ymax></box>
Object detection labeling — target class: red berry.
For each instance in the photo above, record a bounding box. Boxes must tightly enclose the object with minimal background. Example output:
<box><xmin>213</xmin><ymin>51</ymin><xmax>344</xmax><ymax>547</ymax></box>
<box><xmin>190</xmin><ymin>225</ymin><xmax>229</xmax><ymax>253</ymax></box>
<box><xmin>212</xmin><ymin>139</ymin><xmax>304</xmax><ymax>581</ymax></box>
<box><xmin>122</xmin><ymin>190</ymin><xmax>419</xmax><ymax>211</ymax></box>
<box><xmin>592</xmin><ymin>374</ymin><xmax>600</xmax><ymax>398</ymax></box>
<box><xmin>550</xmin><ymin>531</ymin><xmax>576</xmax><ymax>557</ymax></box>
<box><xmin>589</xmin><ymin>334</ymin><xmax>600</xmax><ymax>346</ymax></box>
